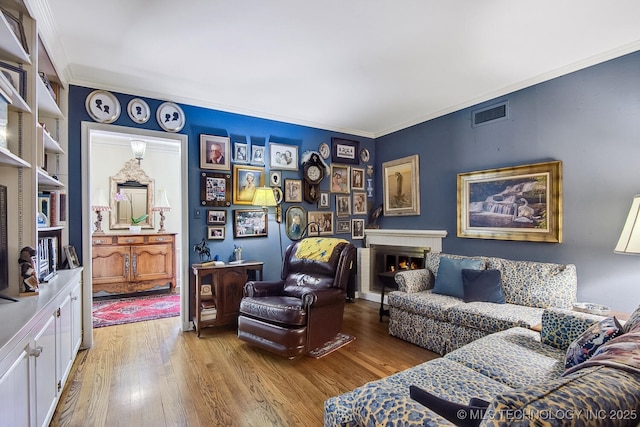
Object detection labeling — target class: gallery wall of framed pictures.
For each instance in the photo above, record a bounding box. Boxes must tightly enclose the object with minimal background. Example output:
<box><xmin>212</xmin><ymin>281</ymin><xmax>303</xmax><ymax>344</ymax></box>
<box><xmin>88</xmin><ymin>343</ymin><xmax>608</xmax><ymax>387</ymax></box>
<box><xmin>192</xmin><ymin>130</ymin><xmax>373</xmax><ymax>243</ymax></box>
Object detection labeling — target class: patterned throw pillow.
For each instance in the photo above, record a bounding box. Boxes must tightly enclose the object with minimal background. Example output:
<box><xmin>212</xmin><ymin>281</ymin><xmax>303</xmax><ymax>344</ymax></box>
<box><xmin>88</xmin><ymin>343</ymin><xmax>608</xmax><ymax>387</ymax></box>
<box><xmin>565</xmin><ymin>316</ymin><xmax>623</xmax><ymax>369</ymax></box>
<box><xmin>432</xmin><ymin>257</ymin><xmax>484</xmax><ymax>299</ymax></box>
<box><xmin>623</xmin><ymin>304</ymin><xmax>640</xmax><ymax>333</ymax></box>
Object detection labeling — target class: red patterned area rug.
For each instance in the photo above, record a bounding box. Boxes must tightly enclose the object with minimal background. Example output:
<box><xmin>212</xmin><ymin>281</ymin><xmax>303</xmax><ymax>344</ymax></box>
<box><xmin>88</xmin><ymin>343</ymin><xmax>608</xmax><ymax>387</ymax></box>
<box><xmin>92</xmin><ymin>294</ymin><xmax>180</xmax><ymax>328</ymax></box>
<box><xmin>308</xmin><ymin>332</ymin><xmax>355</xmax><ymax>359</ymax></box>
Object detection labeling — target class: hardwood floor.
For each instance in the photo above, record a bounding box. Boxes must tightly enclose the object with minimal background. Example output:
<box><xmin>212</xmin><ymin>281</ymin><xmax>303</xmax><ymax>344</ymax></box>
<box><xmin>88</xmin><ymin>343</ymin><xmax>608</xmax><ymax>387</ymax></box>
<box><xmin>51</xmin><ymin>299</ymin><xmax>438</xmax><ymax>427</ymax></box>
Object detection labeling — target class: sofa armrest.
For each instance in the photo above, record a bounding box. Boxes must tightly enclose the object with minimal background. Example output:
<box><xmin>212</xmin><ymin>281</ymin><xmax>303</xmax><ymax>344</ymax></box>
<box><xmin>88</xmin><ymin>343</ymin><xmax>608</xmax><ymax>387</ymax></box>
<box><xmin>540</xmin><ymin>307</ymin><xmax>604</xmax><ymax>350</ymax></box>
<box><xmin>394</xmin><ymin>269</ymin><xmax>433</xmax><ymax>293</ymax></box>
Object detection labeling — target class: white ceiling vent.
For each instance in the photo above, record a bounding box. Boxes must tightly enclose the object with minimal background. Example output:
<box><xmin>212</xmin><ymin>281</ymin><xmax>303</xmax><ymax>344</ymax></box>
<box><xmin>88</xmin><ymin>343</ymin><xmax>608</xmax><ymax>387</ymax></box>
<box><xmin>472</xmin><ymin>101</ymin><xmax>508</xmax><ymax>127</ymax></box>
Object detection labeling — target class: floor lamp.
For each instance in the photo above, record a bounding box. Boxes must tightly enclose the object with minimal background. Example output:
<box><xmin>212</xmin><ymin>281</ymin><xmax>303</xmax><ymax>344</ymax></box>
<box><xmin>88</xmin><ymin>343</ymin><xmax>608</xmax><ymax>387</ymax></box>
<box><xmin>251</xmin><ymin>187</ymin><xmax>282</xmax><ymax>261</ymax></box>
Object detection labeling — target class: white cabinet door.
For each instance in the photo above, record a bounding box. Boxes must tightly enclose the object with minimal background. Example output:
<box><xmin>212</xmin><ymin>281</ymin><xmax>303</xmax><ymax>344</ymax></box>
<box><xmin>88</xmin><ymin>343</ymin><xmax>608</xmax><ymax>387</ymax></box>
<box><xmin>0</xmin><ymin>344</ymin><xmax>31</xmax><ymax>427</ymax></box>
<box><xmin>33</xmin><ymin>314</ymin><xmax>57</xmax><ymax>427</ymax></box>
<box><xmin>71</xmin><ymin>280</ymin><xmax>83</xmax><ymax>355</ymax></box>
<box><xmin>57</xmin><ymin>295</ymin><xmax>73</xmax><ymax>388</ymax></box>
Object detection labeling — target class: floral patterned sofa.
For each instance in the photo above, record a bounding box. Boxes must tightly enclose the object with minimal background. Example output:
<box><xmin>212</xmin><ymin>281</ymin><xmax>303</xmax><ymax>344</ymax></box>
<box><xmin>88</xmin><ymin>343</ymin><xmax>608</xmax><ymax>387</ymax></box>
<box><xmin>388</xmin><ymin>252</ymin><xmax>578</xmax><ymax>355</ymax></box>
<box><xmin>324</xmin><ymin>306</ymin><xmax>640</xmax><ymax>426</ymax></box>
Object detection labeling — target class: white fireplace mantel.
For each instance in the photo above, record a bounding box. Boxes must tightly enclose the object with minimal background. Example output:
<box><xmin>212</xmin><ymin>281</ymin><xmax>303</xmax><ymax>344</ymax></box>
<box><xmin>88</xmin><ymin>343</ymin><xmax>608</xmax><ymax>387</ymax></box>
<box><xmin>365</xmin><ymin>229</ymin><xmax>448</xmax><ymax>248</ymax></box>
<box><xmin>357</xmin><ymin>229</ymin><xmax>447</xmax><ymax>302</ymax></box>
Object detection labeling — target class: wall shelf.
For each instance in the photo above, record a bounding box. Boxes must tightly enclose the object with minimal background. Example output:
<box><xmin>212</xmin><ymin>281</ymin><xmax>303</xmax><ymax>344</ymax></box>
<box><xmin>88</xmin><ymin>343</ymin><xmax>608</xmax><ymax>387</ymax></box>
<box><xmin>37</xmin><ymin>168</ymin><xmax>64</xmax><ymax>187</ymax></box>
<box><xmin>37</xmin><ymin>77</ymin><xmax>62</xmax><ymax>118</ymax></box>
<box><xmin>0</xmin><ymin>72</ymin><xmax>30</xmax><ymax>113</ymax></box>
<box><xmin>0</xmin><ymin>146</ymin><xmax>31</xmax><ymax>167</ymax></box>
<box><xmin>0</xmin><ymin>13</ymin><xmax>31</xmax><ymax>64</ymax></box>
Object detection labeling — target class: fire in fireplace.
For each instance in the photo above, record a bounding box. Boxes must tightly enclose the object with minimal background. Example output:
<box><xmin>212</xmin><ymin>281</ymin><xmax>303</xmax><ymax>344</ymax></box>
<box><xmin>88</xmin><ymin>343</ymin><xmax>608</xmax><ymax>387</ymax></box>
<box><xmin>371</xmin><ymin>245</ymin><xmax>429</xmax><ymax>292</ymax></box>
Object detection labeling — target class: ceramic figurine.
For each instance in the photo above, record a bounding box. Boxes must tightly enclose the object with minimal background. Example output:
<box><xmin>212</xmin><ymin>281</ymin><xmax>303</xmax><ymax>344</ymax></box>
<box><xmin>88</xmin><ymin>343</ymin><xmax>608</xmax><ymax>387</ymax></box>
<box><xmin>18</xmin><ymin>246</ymin><xmax>39</xmax><ymax>293</ymax></box>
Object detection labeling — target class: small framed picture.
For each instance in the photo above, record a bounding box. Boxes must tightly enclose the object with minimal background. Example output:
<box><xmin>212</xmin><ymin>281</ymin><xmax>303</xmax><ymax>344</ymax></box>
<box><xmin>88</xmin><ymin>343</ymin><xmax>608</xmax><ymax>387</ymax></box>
<box><xmin>307</xmin><ymin>211</ymin><xmax>334</xmax><ymax>236</ymax></box>
<box><xmin>251</xmin><ymin>145</ymin><xmax>265</xmax><ymax>165</ymax></box>
<box><xmin>285</xmin><ymin>205</ymin><xmax>307</xmax><ymax>241</ymax></box>
<box><xmin>331</xmin><ymin>137</ymin><xmax>359</xmax><ymax>165</ymax></box>
<box><xmin>206</xmin><ymin>209</ymin><xmax>226</xmax><ymax>225</ymax></box>
<box><xmin>233</xmin><ymin>165</ymin><xmax>265</xmax><ymax>205</ymax></box>
<box><xmin>351</xmin><ymin>167</ymin><xmax>365</xmax><ymax>190</ymax></box>
<box><xmin>352</xmin><ymin>219</ymin><xmax>365</xmax><ymax>240</ymax></box>
<box><xmin>272</xmin><ymin>187</ymin><xmax>284</xmax><ymax>204</ymax></box>
<box><xmin>269</xmin><ymin>170</ymin><xmax>282</xmax><ymax>187</ymax></box>
<box><xmin>234</xmin><ymin>142</ymin><xmax>249</xmax><ymax>163</ymax></box>
<box><xmin>0</xmin><ymin>61</ymin><xmax>26</xmax><ymax>99</ymax></box>
<box><xmin>336</xmin><ymin>219</ymin><xmax>351</xmax><ymax>234</ymax></box>
<box><xmin>336</xmin><ymin>195</ymin><xmax>351</xmax><ymax>217</ymax></box>
<box><xmin>269</xmin><ymin>142</ymin><xmax>298</xmax><ymax>171</ymax></box>
<box><xmin>318</xmin><ymin>192</ymin><xmax>330</xmax><ymax>209</ymax></box>
<box><xmin>207</xmin><ymin>226</ymin><xmax>225</xmax><ymax>240</ymax></box>
<box><xmin>64</xmin><ymin>245</ymin><xmax>80</xmax><ymax>268</ymax></box>
<box><xmin>200</xmin><ymin>172</ymin><xmax>232</xmax><ymax>207</ymax></box>
<box><xmin>234</xmin><ymin>209</ymin><xmax>268</xmax><ymax>238</ymax></box>
<box><xmin>1</xmin><ymin>8</ymin><xmax>29</xmax><ymax>54</ymax></box>
<box><xmin>353</xmin><ymin>192</ymin><xmax>367</xmax><ymax>215</ymax></box>
<box><xmin>284</xmin><ymin>179</ymin><xmax>302</xmax><ymax>202</ymax></box>
<box><xmin>200</xmin><ymin>135</ymin><xmax>231</xmax><ymax>171</ymax></box>
<box><xmin>330</xmin><ymin>164</ymin><xmax>350</xmax><ymax>194</ymax></box>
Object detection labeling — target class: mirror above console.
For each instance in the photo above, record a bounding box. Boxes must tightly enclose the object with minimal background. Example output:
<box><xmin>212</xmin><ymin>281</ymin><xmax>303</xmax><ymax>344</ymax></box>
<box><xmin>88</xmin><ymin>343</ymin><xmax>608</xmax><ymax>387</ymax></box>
<box><xmin>109</xmin><ymin>159</ymin><xmax>155</xmax><ymax>229</ymax></box>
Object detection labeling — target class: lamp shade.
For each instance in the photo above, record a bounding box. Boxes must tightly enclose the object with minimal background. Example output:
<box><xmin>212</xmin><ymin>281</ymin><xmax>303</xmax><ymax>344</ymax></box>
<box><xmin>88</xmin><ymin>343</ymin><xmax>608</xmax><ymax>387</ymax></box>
<box><xmin>91</xmin><ymin>187</ymin><xmax>110</xmax><ymax>210</ymax></box>
<box><xmin>251</xmin><ymin>187</ymin><xmax>277</xmax><ymax>207</ymax></box>
<box><xmin>153</xmin><ymin>189</ymin><xmax>171</xmax><ymax>211</ymax></box>
<box><xmin>615</xmin><ymin>195</ymin><xmax>640</xmax><ymax>254</ymax></box>
<box><xmin>130</xmin><ymin>139</ymin><xmax>147</xmax><ymax>161</ymax></box>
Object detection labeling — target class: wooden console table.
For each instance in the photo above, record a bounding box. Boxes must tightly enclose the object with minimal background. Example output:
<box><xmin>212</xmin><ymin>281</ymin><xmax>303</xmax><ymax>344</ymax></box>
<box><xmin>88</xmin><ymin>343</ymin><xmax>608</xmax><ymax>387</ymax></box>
<box><xmin>91</xmin><ymin>233</ymin><xmax>176</xmax><ymax>296</ymax></box>
<box><xmin>192</xmin><ymin>261</ymin><xmax>263</xmax><ymax>336</ymax></box>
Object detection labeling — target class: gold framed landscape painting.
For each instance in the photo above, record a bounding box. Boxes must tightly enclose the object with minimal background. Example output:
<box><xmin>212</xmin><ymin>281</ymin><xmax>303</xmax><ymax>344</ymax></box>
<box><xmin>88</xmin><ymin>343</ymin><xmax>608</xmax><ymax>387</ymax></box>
<box><xmin>382</xmin><ymin>154</ymin><xmax>420</xmax><ymax>216</ymax></box>
<box><xmin>457</xmin><ymin>160</ymin><xmax>562</xmax><ymax>242</ymax></box>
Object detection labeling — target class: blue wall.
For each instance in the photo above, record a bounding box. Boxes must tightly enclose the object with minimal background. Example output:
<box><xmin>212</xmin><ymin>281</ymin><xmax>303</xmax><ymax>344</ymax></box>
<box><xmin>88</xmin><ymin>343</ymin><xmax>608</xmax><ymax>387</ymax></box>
<box><xmin>375</xmin><ymin>50</ymin><xmax>640</xmax><ymax>312</ymax></box>
<box><xmin>67</xmin><ymin>86</ymin><xmax>375</xmax><ymax>284</ymax></box>
<box><xmin>69</xmin><ymin>49</ymin><xmax>640</xmax><ymax>313</ymax></box>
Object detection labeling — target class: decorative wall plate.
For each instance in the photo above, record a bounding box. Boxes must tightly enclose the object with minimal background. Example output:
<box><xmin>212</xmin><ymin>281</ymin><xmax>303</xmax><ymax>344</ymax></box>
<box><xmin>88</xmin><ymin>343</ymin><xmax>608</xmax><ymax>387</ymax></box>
<box><xmin>127</xmin><ymin>98</ymin><xmax>150</xmax><ymax>124</ymax></box>
<box><xmin>85</xmin><ymin>90</ymin><xmax>120</xmax><ymax>123</ymax></box>
<box><xmin>156</xmin><ymin>102</ymin><xmax>185</xmax><ymax>132</ymax></box>
<box><xmin>360</xmin><ymin>148</ymin><xmax>370</xmax><ymax>163</ymax></box>
<box><xmin>318</xmin><ymin>142</ymin><xmax>330</xmax><ymax>159</ymax></box>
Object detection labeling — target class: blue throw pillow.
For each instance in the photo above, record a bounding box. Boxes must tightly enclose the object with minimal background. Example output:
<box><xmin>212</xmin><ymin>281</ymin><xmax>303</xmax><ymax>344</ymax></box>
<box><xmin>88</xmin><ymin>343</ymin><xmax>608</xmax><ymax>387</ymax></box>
<box><xmin>461</xmin><ymin>269</ymin><xmax>506</xmax><ymax>304</ymax></box>
<box><xmin>432</xmin><ymin>257</ymin><xmax>484</xmax><ymax>299</ymax></box>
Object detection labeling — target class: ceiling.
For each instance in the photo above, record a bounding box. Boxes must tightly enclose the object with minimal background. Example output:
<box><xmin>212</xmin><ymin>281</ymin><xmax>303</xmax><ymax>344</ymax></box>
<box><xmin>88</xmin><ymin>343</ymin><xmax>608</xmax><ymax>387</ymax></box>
<box><xmin>33</xmin><ymin>1</ymin><xmax>640</xmax><ymax>138</ymax></box>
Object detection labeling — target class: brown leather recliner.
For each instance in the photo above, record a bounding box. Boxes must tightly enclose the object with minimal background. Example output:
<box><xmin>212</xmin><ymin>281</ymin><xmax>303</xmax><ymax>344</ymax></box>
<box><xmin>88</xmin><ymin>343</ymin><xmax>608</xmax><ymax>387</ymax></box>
<box><xmin>237</xmin><ymin>238</ymin><xmax>356</xmax><ymax>358</ymax></box>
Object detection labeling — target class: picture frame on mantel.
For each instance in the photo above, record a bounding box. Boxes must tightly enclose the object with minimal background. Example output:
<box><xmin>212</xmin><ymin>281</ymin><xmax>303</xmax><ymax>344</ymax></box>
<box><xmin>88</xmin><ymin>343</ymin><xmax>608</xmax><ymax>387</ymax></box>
<box><xmin>382</xmin><ymin>154</ymin><xmax>420</xmax><ymax>217</ymax></box>
<box><xmin>457</xmin><ymin>160</ymin><xmax>563</xmax><ymax>243</ymax></box>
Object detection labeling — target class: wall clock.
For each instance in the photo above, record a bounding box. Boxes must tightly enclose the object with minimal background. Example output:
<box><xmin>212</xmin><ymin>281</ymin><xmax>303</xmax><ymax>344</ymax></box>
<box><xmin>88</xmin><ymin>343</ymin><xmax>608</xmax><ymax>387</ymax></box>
<box><xmin>85</xmin><ymin>90</ymin><xmax>120</xmax><ymax>123</ymax></box>
<box><xmin>127</xmin><ymin>98</ymin><xmax>150</xmax><ymax>124</ymax></box>
<box><xmin>157</xmin><ymin>102</ymin><xmax>185</xmax><ymax>132</ymax></box>
<box><xmin>302</xmin><ymin>152</ymin><xmax>325</xmax><ymax>203</ymax></box>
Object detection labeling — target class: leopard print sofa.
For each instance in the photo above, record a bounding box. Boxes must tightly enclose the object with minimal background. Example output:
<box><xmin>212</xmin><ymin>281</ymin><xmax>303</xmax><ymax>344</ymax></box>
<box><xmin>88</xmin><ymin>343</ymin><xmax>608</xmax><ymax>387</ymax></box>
<box><xmin>388</xmin><ymin>252</ymin><xmax>577</xmax><ymax>355</ymax></box>
<box><xmin>324</xmin><ymin>306</ymin><xmax>640</xmax><ymax>427</ymax></box>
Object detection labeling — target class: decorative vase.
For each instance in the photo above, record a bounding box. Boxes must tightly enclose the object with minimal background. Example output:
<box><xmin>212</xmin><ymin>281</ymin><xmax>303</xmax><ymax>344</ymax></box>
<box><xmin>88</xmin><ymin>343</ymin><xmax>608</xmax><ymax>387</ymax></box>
<box><xmin>129</xmin><ymin>225</ymin><xmax>142</xmax><ymax>233</ymax></box>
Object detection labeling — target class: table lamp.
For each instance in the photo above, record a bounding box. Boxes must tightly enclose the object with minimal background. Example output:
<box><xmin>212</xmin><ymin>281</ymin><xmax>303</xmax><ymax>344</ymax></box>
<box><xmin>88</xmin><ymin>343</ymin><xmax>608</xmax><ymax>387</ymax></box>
<box><xmin>152</xmin><ymin>189</ymin><xmax>171</xmax><ymax>233</ymax></box>
<box><xmin>91</xmin><ymin>187</ymin><xmax>111</xmax><ymax>235</ymax></box>
<box><xmin>615</xmin><ymin>194</ymin><xmax>640</xmax><ymax>254</ymax></box>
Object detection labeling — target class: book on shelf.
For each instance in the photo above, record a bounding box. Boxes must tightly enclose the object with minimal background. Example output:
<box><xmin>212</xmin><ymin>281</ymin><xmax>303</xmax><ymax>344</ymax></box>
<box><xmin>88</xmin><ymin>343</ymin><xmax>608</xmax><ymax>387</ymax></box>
<box><xmin>200</xmin><ymin>308</ymin><xmax>217</xmax><ymax>321</ymax></box>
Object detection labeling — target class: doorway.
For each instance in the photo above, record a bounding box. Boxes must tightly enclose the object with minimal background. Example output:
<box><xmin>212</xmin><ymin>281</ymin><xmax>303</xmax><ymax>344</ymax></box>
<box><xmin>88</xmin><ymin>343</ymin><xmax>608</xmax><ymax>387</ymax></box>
<box><xmin>81</xmin><ymin>122</ymin><xmax>189</xmax><ymax>348</ymax></box>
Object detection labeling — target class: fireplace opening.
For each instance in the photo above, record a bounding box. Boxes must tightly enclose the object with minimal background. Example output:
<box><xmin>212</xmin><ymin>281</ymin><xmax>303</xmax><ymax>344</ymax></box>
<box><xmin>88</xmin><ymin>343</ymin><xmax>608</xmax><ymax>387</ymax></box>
<box><xmin>371</xmin><ymin>245</ymin><xmax>429</xmax><ymax>292</ymax></box>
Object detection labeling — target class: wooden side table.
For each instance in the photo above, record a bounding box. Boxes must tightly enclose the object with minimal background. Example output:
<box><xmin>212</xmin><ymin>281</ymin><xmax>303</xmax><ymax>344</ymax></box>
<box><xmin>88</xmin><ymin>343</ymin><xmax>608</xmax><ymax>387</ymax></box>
<box><xmin>377</xmin><ymin>271</ymin><xmax>399</xmax><ymax>322</ymax></box>
<box><xmin>192</xmin><ymin>261</ymin><xmax>263</xmax><ymax>336</ymax></box>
